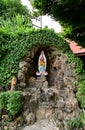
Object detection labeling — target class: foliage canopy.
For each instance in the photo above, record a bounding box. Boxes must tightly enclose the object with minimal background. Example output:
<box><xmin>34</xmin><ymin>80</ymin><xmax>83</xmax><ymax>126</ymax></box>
<box><xmin>31</xmin><ymin>0</ymin><xmax>85</xmax><ymax>45</ymax></box>
<box><xmin>0</xmin><ymin>0</ymin><xmax>32</xmax><ymax>33</ymax></box>
<box><xmin>0</xmin><ymin>0</ymin><xmax>30</xmax><ymax>18</ymax></box>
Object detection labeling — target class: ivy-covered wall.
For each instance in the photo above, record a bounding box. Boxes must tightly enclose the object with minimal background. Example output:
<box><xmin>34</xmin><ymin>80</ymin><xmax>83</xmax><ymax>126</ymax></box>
<box><xmin>0</xmin><ymin>28</ymin><xmax>83</xmax><ymax>88</ymax></box>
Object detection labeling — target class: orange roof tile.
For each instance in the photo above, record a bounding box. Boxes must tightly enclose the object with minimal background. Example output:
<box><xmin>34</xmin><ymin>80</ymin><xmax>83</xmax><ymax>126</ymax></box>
<box><xmin>66</xmin><ymin>38</ymin><xmax>85</xmax><ymax>56</ymax></box>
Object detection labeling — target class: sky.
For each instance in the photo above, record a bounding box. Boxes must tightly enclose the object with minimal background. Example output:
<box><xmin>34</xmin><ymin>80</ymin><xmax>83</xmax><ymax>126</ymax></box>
<box><xmin>21</xmin><ymin>0</ymin><xmax>62</xmax><ymax>32</ymax></box>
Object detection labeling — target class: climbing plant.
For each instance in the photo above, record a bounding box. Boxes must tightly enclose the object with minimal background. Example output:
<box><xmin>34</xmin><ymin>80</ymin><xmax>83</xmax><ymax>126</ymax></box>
<box><xmin>0</xmin><ymin>28</ymin><xmax>83</xmax><ymax>88</ymax></box>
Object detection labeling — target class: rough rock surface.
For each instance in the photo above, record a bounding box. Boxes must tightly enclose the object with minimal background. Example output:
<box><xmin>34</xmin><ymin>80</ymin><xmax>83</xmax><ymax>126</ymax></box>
<box><xmin>17</xmin><ymin>47</ymin><xmax>80</xmax><ymax>130</ymax></box>
<box><xmin>22</xmin><ymin>119</ymin><xmax>59</xmax><ymax>130</ymax></box>
<box><xmin>26</xmin><ymin>112</ymin><xmax>35</xmax><ymax>125</ymax></box>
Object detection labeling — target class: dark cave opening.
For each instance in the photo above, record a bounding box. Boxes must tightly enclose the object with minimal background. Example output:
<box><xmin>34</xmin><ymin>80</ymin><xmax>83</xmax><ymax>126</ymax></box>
<box><xmin>33</xmin><ymin>46</ymin><xmax>52</xmax><ymax>81</ymax></box>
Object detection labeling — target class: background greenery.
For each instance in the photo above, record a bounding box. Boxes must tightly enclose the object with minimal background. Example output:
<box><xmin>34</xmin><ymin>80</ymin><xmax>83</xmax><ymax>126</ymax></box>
<box><xmin>31</xmin><ymin>0</ymin><xmax>85</xmax><ymax>47</ymax></box>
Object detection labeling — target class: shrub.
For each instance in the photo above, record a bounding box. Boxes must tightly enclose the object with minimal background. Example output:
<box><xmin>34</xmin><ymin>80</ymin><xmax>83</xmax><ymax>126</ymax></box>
<box><xmin>7</xmin><ymin>91</ymin><xmax>23</xmax><ymax>116</ymax></box>
<box><xmin>76</xmin><ymin>80</ymin><xmax>85</xmax><ymax>109</ymax></box>
<box><xmin>0</xmin><ymin>91</ymin><xmax>9</xmax><ymax>109</ymax></box>
<box><xmin>0</xmin><ymin>91</ymin><xmax>22</xmax><ymax>116</ymax></box>
<box><xmin>68</xmin><ymin>110</ymin><xmax>85</xmax><ymax>129</ymax></box>
<box><xmin>67</xmin><ymin>52</ymin><xmax>83</xmax><ymax>74</ymax></box>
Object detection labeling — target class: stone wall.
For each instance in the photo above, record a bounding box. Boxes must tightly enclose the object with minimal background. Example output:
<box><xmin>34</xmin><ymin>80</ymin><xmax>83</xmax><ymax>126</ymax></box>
<box><xmin>16</xmin><ymin>46</ymin><xmax>80</xmax><ymax>130</ymax></box>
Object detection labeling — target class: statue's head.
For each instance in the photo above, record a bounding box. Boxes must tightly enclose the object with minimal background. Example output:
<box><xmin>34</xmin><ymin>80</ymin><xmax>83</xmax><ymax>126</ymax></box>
<box><xmin>11</xmin><ymin>76</ymin><xmax>17</xmax><ymax>86</ymax></box>
<box><xmin>41</xmin><ymin>50</ymin><xmax>44</xmax><ymax>55</ymax></box>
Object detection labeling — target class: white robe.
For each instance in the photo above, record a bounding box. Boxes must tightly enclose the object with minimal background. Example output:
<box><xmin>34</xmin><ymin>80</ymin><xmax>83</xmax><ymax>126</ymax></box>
<box><xmin>38</xmin><ymin>53</ymin><xmax>46</xmax><ymax>74</ymax></box>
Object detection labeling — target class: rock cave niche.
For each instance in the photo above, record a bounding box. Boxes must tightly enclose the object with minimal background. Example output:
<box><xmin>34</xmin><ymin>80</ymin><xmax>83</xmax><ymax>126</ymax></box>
<box><xmin>27</xmin><ymin>45</ymin><xmax>52</xmax><ymax>87</ymax></box>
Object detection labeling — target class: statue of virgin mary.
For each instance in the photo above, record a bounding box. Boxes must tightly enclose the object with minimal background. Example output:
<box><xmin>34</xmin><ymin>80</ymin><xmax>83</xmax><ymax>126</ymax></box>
<box><xmin>38</xmin><ymin>50</ymin><xmax>47</xmax><ymax>75</ymax></box>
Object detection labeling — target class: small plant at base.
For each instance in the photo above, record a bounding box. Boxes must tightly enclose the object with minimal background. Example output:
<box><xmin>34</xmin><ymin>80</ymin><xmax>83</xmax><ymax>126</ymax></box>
<box><xmin>79</xmin><ymin>109</ymin><xmax>85</xmax><ymax>125</ymax></box>
<box><xmin>68</xmin><ymin>117</ymin><xmax>82</xmax><ymax>129</ymax></box>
